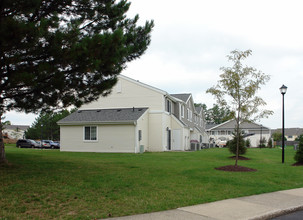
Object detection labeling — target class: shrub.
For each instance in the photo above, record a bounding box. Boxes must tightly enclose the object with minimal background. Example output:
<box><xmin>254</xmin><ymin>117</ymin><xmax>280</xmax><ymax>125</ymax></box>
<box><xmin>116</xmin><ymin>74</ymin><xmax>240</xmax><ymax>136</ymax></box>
<box><xmin>228</xmin><ymin>133</ymin><xmax>246</xmax><ymax>155</ymax></box>
<box><xmin>267</xmin><ymin>139</ymin><xmax>273</xmax><ymax>148</ymax></box>
<box><xmin>245</xmin><ymin>139</ymin><xmax>251</xmax><ymax>148</ymax></box>
<box><xmin>258</xmin><ymin>137</ymin><xmax>267</xmax><ymax>148</ymax></box>
<box><xmin>294</xmin><ymin>135</ymin><xmax>303</xmax><ymax>163</ymax></box>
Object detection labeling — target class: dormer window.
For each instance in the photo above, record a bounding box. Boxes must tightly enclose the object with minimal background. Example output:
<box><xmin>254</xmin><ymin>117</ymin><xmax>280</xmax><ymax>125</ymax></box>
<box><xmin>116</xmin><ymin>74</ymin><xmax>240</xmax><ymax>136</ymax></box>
<box><xmin>166</xmin><ymin>99</ymin><xmax>171</xmax><ymax>113</ymax></box>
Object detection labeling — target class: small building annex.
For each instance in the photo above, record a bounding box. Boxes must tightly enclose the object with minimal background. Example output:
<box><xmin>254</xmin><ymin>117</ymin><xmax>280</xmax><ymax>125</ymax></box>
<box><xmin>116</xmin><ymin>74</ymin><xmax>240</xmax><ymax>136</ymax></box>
<box><xmin>58</xmin><ymin>108</ymin><xmax>148</xmax><ymax>153</ymax></box>
<box><xmin>58</xmin><ymin>75</ymin><xmax>208</xmax><ymax>153</ymax></box>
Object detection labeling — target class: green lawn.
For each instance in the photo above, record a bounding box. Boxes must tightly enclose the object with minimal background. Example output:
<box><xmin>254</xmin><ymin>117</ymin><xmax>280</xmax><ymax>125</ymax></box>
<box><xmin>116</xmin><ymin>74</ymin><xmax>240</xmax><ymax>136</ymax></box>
<box><xmin>1</xmin><ymin>145</ymin><xmax>303</xmax><ymax>219</ymax></box>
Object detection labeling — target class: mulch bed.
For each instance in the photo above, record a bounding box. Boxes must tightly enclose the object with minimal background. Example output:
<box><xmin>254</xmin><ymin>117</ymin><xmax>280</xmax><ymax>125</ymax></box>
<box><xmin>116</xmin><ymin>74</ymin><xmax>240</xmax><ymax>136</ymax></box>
<box><xmin>229</xmin><ymin>156</ymin><xmax>250</xmax><ymax>160</ymax></box>
<box><xmin>215</xmin><ymin>165</ymin><xmax>257</xmax><ymax>172</ymax></box>
<box><xmin>292</xmin><ymin>162</ymin><xmax>303</xmax><ymax>166</ymax></box>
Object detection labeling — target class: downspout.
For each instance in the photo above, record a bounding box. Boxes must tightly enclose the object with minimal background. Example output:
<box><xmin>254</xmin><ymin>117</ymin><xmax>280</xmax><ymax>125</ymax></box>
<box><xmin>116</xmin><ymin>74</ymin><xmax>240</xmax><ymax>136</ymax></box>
<box><xmin>134</xmin><ymin>121</ymin><xmax>138</xmax><ymax>153</ymax></box>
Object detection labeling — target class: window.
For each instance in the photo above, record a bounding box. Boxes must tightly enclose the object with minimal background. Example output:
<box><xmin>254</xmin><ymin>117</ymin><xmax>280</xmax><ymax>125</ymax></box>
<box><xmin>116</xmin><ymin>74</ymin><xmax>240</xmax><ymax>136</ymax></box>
<box><xmin>181</xmin><ymin>105</ymin><xmax>184</xmax><ymax>118</ymax></box>
<box><xmin>166</xmin><ymin>99</ymin><xmax>171</xmax><ymax>113</ymax></box>
<box><xmin>84</xmin><ymin>126</ymin><xmax>97</xmax><ymax>141</ymax></box>
<box><xmin>187</xmin><ymin>108</ymin><xmax>189</xmax><ymax>119</ymax></box>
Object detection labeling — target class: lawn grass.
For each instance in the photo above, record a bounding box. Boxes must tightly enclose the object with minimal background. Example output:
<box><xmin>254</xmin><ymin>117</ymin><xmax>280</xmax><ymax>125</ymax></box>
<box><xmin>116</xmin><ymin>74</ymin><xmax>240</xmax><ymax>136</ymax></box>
<box><xmin>1</xmin><ymin>145</ymin><xmax>303</xmax><ymax>219</ymax></box>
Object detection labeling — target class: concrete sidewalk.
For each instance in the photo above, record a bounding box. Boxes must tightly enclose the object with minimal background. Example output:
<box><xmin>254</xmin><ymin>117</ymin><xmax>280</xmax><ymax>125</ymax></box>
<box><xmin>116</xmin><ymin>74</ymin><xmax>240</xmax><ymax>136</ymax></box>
<box><xmin>107</xmin><ymin>188</ymin><xmax>303</xmax><ymax>220</ymax></box>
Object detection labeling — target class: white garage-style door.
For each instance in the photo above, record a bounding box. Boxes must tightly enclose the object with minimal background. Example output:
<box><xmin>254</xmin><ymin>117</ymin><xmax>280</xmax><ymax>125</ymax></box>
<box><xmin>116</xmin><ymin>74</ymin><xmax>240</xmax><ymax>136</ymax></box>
<box><xmin>172</xmin><ymin>129</ymin><xmax>182</xmax><ymax>151</ymax></box>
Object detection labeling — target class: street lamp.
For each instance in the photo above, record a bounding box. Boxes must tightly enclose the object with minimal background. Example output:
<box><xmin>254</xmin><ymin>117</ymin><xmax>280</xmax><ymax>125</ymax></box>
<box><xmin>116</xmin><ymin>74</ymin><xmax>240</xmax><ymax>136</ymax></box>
<box><xmin>280</xmin><ymin>84</ymin><xmax>287</xmax><ymax>163</ymax></box>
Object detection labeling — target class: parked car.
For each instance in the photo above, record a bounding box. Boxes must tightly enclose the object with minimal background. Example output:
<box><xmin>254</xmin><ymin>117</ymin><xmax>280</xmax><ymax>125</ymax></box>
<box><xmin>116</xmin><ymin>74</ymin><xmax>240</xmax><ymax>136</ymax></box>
<box><xmin>51</xmin><ymin>141</ymin><xmax>60</xmax><ymax>149</ymax></box>
<box><xmin>30</xmin><ymin>140</ymin><xmax>41</xmax><ymax>148</ymax></box>
<box><xmin>41</xmin><ymin>140</ymin><xmax>51</xmax><ymax>148</ymax></box>
<box><xmin>41</xmin><ymin>140</ymin><xmax>60</xmax><ymax>149</ymax></box>
<box><xmin>16</xmin><ymin>139</ymin><xmax>38</xmax><ymax>148</ymax></box>
<box><xmin>215</xmin><ymin>137</ymin><xmax>227</xmax><ymax>148</ymax></box>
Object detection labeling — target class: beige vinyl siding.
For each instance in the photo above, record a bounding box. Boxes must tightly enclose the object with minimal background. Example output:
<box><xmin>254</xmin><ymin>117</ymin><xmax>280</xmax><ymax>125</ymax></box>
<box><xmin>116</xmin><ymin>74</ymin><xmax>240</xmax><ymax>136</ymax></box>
<box><xmin>136</xmin><ymin>110</ymin><xmax>149</xmax><ymax>152</ymax></box>
<box><xmin>148</xmin><ymin>113</ymin><xmax>164</xmax><ymax>151</ymax></box>
<box><xmin>80</xmin><ymin>77</ymin><xmax>164</xmax><ymax>111</ymax></box>
<box><xmin>60</xmin><ymin>124</ymin><xmax>135</xmax><ymax>152</ymax></box>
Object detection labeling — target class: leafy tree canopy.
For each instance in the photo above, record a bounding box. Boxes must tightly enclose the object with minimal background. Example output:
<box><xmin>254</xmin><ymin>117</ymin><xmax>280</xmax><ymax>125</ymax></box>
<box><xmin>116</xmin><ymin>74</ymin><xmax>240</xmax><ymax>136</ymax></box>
<box><xmin>0</xmin><ymin>0</ymin><xmax>154</xmax><ymax>164</ymax></box>
<box><xmin>206</xmin><ymin>49</ymin><xmax>273</xmax><ymax>166</ymax></box>
<box><xmin>272</xmin><ymin>132</ymin><xmax>283</xmax><ymax>141</ymax></box>
<box><xmin>196</xmin><ymin>103</ymin><xmax>233</xmax><ymax>124</ymax></box>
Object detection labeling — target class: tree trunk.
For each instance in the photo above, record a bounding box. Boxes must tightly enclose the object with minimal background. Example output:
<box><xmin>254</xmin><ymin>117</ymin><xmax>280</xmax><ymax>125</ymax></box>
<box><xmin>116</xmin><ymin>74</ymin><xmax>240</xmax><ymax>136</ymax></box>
<box><xmin>0</xmin><ymin>113</ymin><xmax>8</xmax><ymax>164</ymax></box>
<box><xmin>235</xmin><ymin>110</ymin><xmax>240</xmax><ymax>167</ymax></box>
<box><xmin>235</xmin><ymin>126</ymin><xmax>240</xmax><ymax>167</ymax></box>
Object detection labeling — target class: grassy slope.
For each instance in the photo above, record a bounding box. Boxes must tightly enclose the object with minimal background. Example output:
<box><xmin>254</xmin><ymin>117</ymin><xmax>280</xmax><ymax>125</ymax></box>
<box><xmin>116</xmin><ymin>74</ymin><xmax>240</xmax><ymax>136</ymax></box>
<box><xmin>1</xmin><ymin>146</ymin><xmax>303</xmax><ymax>219</ymax></box>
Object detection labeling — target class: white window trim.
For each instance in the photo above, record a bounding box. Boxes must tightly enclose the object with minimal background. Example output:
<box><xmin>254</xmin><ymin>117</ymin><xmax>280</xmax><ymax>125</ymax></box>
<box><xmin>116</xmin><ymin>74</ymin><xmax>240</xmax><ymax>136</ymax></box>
<box><xmin>166</xmin><ymin>99</ymin><xmax>172</xmax><ymax>113</ymax></box>
<box><xmin>181</xmin><ymin>105</ymin><xmax>184</xmax><ymax>118</ymax></box>
<box><xmin>187</xmin><ymin>108</ymin><xmax>189</xmax><ymax>119</ymax></box>
<box><xmin>83</xmin><ymin>126</ymin><xmax>98</xmax><ymax>142</ymax></box>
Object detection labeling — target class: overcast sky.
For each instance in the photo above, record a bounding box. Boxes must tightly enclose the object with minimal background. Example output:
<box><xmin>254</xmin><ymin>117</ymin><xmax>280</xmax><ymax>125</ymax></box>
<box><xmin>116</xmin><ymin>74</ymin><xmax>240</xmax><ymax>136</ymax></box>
<box><xmin>4</xmin><ymin>0</ymin><xmax>303</xmax><ymax>129</ymax></box>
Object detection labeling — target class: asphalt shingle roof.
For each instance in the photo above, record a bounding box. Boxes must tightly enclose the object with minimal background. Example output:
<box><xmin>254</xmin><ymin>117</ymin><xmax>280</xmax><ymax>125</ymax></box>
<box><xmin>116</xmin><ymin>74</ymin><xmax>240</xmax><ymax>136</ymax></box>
<box><xmin>58</xmin><ymin>108</ymin><xmax>148</xmax><ymax>124</ymax></box>
<box><xmin>170</xmin><ymin>94</ymin><xmax>191</xmax><ymax>103</ymax></box>
<box><xmin>272</xmin><ymin>128</ymin><xmax>303</xmax><ymax>136</ymax></box>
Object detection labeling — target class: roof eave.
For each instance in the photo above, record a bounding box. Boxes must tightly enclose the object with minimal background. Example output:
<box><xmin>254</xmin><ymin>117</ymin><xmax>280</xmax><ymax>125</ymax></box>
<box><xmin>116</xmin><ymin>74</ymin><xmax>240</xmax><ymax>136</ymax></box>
<box><xmin>57</xmin><ymin>121</ymin><xmax>136</xmax><ymax>126</ymax></box>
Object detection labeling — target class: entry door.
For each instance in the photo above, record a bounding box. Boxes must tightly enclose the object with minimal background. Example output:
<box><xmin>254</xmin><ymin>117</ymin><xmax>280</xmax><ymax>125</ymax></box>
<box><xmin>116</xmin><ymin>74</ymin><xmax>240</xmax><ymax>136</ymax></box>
<box><xmin>172</xmin><ymin>129</ymin><xmax>182</xmax><ymax>151</ymax></box>
<box><xmin>167</xmin><ymin>129</ymin><xmax>171</xmax><ymax>150</ymax></box>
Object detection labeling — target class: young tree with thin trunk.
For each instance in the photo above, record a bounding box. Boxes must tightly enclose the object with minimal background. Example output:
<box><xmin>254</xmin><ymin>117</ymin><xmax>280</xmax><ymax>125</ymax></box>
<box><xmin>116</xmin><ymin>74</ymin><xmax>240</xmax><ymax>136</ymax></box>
<box><xmin>0</xmin><ymin>0</ymin><xmax>154</xmax><ymax>164</ymax></box>
<box><xmin>207</xmin><ymin>49</ymin><xmax>273</xmax><ymax>166</ymax></box>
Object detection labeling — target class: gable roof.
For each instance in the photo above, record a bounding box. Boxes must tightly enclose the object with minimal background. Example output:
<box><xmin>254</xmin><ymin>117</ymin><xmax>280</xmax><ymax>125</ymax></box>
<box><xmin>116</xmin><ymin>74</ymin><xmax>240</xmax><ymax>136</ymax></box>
<box><xmin>207</xmin><ymin>119</ymin><xmax>270</xmax><ymax>131</ymax></box>
<box><xmin>206</xmin><ymin>124</ymin><xmax>217</xmax><ymax>130</ymax></box>
<box><xmin>119</xmin><ymin>75</ymin><xmax>167</xmax><ymax>95</ymax></box>
<box><xmin>170</xmin><ymin>93</ymin><xmax>191</xmax><ymax>103</ymax></box>
<box><xmin>119</xmin><ymin>75</ymin><xmax>180</xmax><ymax>102</ymax></box>
<box><xmin>58</xmin><ymin>108</ymin><xmax>148</xmax><ymax>125</ymax></box>
<box><xmin>195</xmin><ymin>106</ymin><xmax>202</xmax><ymax>114</ymax></box>
<box><xmin>272</xmin><ymin>128</ymin><xmax>303</xmax><ymax>136</ymax></box>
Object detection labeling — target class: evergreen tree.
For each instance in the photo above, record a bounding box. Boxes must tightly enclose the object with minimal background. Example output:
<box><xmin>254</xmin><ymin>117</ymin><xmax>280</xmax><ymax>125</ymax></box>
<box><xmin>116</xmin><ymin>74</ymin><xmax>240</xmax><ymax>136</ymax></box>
<box><xmin>245</xmin><ymin>139</ymin><xmax>251</xmax><ymax>148</ymax></box>
<box><xmin>258</xmin><ymin>137</ymin><xmax>267</xmax><ymax>148</ymax></box>
<box><xmin>25</xmin><ymin>110</ymin><xmax>72</xmax><ymax>140</ymax></box>
<box><xmin>0</xmin><ymin>0</ymin><xmax>154</xmax><ymax>164</ymax></box>
<box><xmin>267</xmin><ymin>138</ymin><xmax>273</xmax><ymax>148</ymax></box>
<box><xmin>294</xmin><ymin>135</ymin><xmax>303</xmax><ymax>163</ymax></box>
<box><xmin>228</xmin><ymin>133</ymin><xmax>246</xmax><ymax>155</ymax></box>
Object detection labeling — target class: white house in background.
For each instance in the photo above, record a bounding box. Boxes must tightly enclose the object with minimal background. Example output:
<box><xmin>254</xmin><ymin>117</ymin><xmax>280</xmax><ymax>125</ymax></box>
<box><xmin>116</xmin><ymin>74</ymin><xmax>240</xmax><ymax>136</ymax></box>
<box><xmin>2</xmin><ymin>125</ymin><xmax>29</xmax><ymax>140</ymax></box>
<box><xmin>271</xmin><ymin>128</ymin><xmax>303</xmax><ymax>141</ymax></box>
<box><xmin>206</xmin><ymin>119</ymin><xmax>271</xmax><ymax>147</ymax></box>
<box><xmin>58</xmin><ymin>75</ymin><xmax>208</xmax><ymax>153</ymax></box>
